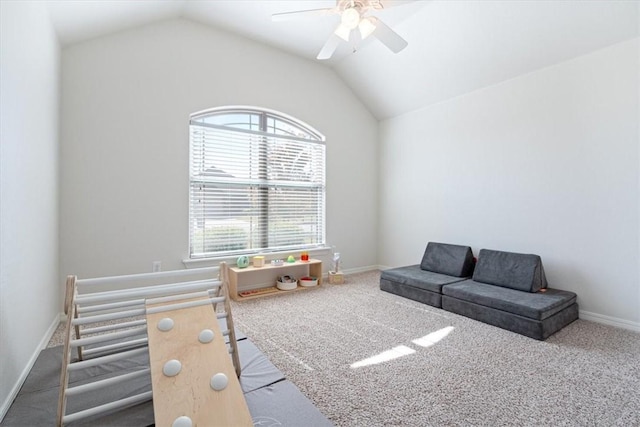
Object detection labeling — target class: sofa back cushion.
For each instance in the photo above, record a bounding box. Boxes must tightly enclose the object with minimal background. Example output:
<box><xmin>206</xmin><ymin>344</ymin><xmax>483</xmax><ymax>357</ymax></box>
<box><xmin>472</xmin><ymin>249</ymin><xmax>548</xmax><ymax>292</ymax></box>
<box><xmin>420</xmin><ymin>242</ymin><xmax>475</xmax><ymax>278</ymax></box>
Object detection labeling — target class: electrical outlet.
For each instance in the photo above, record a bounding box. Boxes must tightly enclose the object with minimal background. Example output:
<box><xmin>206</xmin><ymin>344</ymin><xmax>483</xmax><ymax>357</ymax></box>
<box><xmin>152</xmin><ymin>261</ymin><xmax>162</xmax><ymax>272</ymax></box>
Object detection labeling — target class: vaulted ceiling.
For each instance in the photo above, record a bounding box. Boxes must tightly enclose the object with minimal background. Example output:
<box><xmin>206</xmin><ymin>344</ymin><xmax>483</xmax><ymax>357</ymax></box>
<box><xmin>46</xmin><ymin>0</ymin><xmax>639</xmax><ymax>119</ymax></box>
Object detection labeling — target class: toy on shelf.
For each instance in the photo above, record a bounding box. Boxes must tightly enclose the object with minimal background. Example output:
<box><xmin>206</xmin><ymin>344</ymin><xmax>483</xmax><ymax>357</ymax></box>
<box><xmin>299</xmin><ymin>276</ymin><xmax>318</xmax><ymax>287</ymax></box>
<box><xmin>277</xmin><ymin>275</ymin><xmax>297</xmax><ymax>291</ymax></box>
<box><xmin>329</xmin><ymin>250</ymin><xmax>344</xmax><ymax>284</ymax></box>
<box><xmin>332</xmin><ymin>252</ymin><xmax>341</xmax><ymax>273</ymax></box>
<box><xmin>236</xmin><ymin>255</ymin><xmax>249</xmax><ymax>268</ymax></box>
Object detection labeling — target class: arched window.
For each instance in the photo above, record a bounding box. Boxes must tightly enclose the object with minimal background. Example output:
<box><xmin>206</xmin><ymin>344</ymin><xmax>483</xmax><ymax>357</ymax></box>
<box><xmin>189</xmin><ymin>107</ymin><xmax>326</xmax><ymax>258</ymax></box>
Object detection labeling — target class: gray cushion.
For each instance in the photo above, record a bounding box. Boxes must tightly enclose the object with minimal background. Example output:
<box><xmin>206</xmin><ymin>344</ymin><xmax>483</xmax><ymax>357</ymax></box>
<box><xmin>380</xmin><ymin>278</ymin><xmax>443</xmax><ymax>308</ymax></box>
<box><xmin>244</xmin><ymin>380</ymin><xmax>333</xmax><ymax>426</ymax></box>
<box><xmin>472</xmin><ymin>249</ymin><xmax>548</xmax><ymax>292</ymax></box>
<box><xmin>442</xmin><ymin>296</ymin><xmax>579</xmax><ymax>340</ymax></box>
<box><xmin>442</xmin><ymin>280</ymin><xmax>576</xmax><ymax>320</ymax></box>
<box><xmin>381</xmin><ymin>265</ymin><xmax>467</xmax><ymax>293</ymax></box>
<box><xmin>420</xmin><ymin>242</ymin><xmax>475</xmax><ymax>277</ymax></box>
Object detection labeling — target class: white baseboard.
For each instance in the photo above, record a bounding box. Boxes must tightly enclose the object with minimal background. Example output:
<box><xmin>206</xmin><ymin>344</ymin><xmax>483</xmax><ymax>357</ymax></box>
<box><xmin>579</xmin><ymin>310</ymin><xmax>640</xmax><ymax>333</ymax></box>
<box><xmin>0</xmin><ymin>313</ymin><xmax>62</xmax><ymax>423</ymax></box>
<box><xmin>342</xmin><ymin>265</ymin><xmax>382</xmax><ymax>275</ymax></box>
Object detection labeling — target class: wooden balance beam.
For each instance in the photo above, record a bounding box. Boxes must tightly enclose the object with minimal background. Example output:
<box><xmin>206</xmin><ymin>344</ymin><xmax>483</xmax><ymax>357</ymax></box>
<box><xmin>146</xmin><ymin>294</ymin><xmax>252</xmax><ymax>427</ymax></box>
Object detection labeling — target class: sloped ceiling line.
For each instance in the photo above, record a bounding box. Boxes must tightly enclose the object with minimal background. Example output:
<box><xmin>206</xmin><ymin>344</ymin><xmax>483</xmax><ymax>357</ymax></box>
<box><xmin>47</xmin><ymin>0</ymin><xmax>639</xmax><ymax>120</ymax></box>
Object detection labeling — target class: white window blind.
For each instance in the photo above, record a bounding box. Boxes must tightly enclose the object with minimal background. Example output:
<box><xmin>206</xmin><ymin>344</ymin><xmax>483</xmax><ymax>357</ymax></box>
<box><xmin>189</xmin><ymin>109</ymin><xmax>326</xmax><ymax>258</ymax></box>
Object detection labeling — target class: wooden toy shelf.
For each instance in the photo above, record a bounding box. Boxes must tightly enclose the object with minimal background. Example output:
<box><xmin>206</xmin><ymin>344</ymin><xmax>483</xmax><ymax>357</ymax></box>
<box><xmin>229</xmin><ymin>259</ymin><xmax>322</xmax><ymax>301</ymax></box>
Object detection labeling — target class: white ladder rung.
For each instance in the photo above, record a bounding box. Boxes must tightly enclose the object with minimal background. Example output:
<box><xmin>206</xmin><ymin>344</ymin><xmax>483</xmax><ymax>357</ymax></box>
<box><xmin>66</xmin><ymin>369</ymin><xmax>150</xmax><ymax>396</ymax></box>
<box><xmin>76</xmin><ymin>279</ymin><xmax>221</xmax><ymax>305</ymax></box>
<box><xmin>145</xmin><ymin>289</ymin><xmax>216</xmax><ymax>305</ymax></box>
<box><xmin>71</xmin><ymin>326</ymin><xmax>147</xmax><ymax>347</ymax></box>
<box><xmin>77</xmin><ymin>298</ymin><xmax>145</xmax><ymax>314</ymax></box>
<box><xmin>76</xmin><ymin>266</ymin><xmax>217</xmax><ymax>287</ymax></box>
<box><xmin>146</xmin><ymin>296</ymin><xmax>226</xmax><ymax>315</ymax></box>
<box><xmin>62</xmin><ymin>391</ymin><xmax>153</xmax><ymax>424</ymax></box>
<box><xmin>68</xmin><ymin>347</ymin><xmax>148</xmax><ymax>372</ymax></box>
<box><xmin>73</xmin><ymin>308</ymin><xmax>146</xmax><ymax>326</ymax></box>
<box><xmin>80</xmin><ymin>319</ymin><xmax>146</xmax><ymax>335</ymax></box>
<box><xmin>81</xmin><ymin>338</ymin><xmax>148</xmax><ymax>359</ymax></box>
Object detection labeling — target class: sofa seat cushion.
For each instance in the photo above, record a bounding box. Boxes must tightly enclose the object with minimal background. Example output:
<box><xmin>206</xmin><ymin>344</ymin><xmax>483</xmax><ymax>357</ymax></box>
<box><xmin>420</xmin><ymin>242</ymin><xmax>475</xmax><ymax>277</ymax></box>
<box><xmin>380</xmin><ymin>278</ymin><xmax>443</xmax><ymax>307</ymax></box>
<box><xmin>381</xmin><ymin>265</ymin><xmax>468</xmax><ymax>293</ymax></box>
<box><xmin>472</xmin><ymin>249</ymin><xmax>548</xmax><ymax>292</ymax></box>
<box><xmin>442</xmin><ymin>280</ymin><xmax>576</xmax><ymax>321</ymax></box>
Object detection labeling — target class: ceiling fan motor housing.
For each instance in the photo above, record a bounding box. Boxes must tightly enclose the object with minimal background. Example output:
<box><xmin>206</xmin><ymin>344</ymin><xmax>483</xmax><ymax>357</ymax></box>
<box><xmin>338</xmin><ymin>0</ymin><xmax>384</xmax><ymax>13</ymax></box>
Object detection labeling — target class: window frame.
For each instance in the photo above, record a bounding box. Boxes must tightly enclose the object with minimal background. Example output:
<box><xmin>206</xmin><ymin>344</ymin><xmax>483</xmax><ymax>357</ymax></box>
<box><xmin>188</xmin><ymin>106</ymin><xmax>326</xmax><ymax>260</ymax></box>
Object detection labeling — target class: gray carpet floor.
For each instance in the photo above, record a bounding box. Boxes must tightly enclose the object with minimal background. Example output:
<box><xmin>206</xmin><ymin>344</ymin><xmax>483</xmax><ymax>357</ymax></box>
<box><xmin>45</xmin><ymin>270</ymin><xmax>640</xmax><ymax>426</ymax></box>
<box><xmin>229</xmin><ymin>271</ymin><xmax>640</xmax><ymax>427</ymax></box>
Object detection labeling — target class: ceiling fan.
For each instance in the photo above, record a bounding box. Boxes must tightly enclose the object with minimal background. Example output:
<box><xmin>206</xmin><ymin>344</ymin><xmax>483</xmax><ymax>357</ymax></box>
<box><xmin>272</xmin><ymin>0</ymin><xmax>412</xmax><ymax>60</ymax></box>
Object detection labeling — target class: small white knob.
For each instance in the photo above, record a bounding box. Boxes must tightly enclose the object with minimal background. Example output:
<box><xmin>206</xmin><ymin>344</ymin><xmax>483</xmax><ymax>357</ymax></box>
<box><xmin>198</xmin><ymin>329</ymin><xmax>215</xmax><ymax>344</ymax></box>
<box><xmin>157</xmin><ymin>318</ymin><xmax>174</xmax><ymax>332</ymax></box>
<box><xmin>210</xmin><ymin>373</ymin><xmax>228</xmax><ymax>391</ymax></box>
<box><xmin>172</xmin><ymin>416</ymin><xmax>192</xmax><ymax>427</ymax></box>
<box><xmin>163</xmin><ymin>359</ymin><xmax>182</xmax><ymax>377</ymax></box>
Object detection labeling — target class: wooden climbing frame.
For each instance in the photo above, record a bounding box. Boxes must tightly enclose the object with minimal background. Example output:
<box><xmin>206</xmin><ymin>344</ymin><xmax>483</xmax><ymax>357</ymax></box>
<box><xmin>56</xmin><ymin>263</ymin><xmax>250</xmax><ymax>426</ymax></box>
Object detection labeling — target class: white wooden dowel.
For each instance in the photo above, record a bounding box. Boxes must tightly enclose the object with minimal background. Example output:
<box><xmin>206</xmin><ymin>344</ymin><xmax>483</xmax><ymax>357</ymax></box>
<box><xmin>76</xmin><ymin>279</ymin><xmax>219</xmax><ymax>305</ymax></box>
<box><xmin>76</xmin><ymin>279</ymin><xmax>220</xmax><ymax>306</ymax></box>
<box><xmin>145</xmin><ymin>289</ymin><xmax>217</xmax><ymax>306</ymax></box>
<box><xmin>76</xmin><ymin>266</ymin><xmax>217</xmax><ymax>287</ymax></box>
<box><xmin>68</xmin><ymin>347</ymin><xmax>148</xmax><ymax>372</ymax></box>
<box><xmin>81</xmin><ymin>338</ymin><xmax>148</xmax><ymax>358</ymax></box>
<box><xmin>65</xmin><ymin>369</ymin><xmax>150</xmax><ymax>396</ymax></box>
<box><xmin>80</xmin><ymin>319</ymin><xmax>146</xmax><ymax>335</ymax></box>
<box><xmin>76</xmin><ymin>298</ymin><xmax>145</xmax><ymax>314</ymax></box>
<box><xmin>71</xmin><ymin>327</ymin><xmax>147</xmax><ymax>347</ymax></box>
<box><xmin>62</xmin><ymin>391</ymin><xmax>153</xmax><ymax>424</ymax></box>
<box><xmin>73</xmin><ymin>308</ymin><xmax>146</xmax><ymax>326</ymax></box>
<box><xmin>146</xmin><ymin>296</ymin><xmax>225</xmax><ymax>315</ymax></box>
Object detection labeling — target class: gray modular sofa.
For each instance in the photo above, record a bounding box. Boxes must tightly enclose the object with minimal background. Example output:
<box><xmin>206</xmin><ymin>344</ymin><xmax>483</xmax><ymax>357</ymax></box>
<box><xmin>380</xmin><ymin>242</ymin><xmax>475</xmax><ymax>308</ymax></box>
<box><xmin>381</xmin><ymin>243</ymin><xmax>579</xmax><ymax>340</ymax></box>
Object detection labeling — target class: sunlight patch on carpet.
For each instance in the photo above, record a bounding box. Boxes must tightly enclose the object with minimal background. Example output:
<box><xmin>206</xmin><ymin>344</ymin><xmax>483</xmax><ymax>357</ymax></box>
<box><xmin>350</xmin><ymin>345</ymin><xmax>416</xmax><ymax>369</ymax></box>
<box><xmin>412</xmin><ymin>326</ymin><xmax>455</xmax><ymax>348</ymax></box>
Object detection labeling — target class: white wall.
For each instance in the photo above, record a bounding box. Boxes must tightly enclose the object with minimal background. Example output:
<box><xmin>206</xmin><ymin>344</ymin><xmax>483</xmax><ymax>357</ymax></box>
<box><xmin>60</xmin><ymin>18</ymin><xmax>378</xmax><ymax>280</ymax></box>
<box><xmin>0</xmin><ymin>1</ymin><xmax>61</xmax><ymax>419</ymax></box>
<box><xmin>379</xmin><ymin>39</ymin><xmax>640</xmax><ymax>327</ymax></box>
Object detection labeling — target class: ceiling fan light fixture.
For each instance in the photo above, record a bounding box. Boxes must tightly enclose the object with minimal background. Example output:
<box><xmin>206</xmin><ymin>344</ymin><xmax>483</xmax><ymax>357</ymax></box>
<box><xmin>358</xmin><ymin>16</ymin><xmax>376</xmax><ymax>40</ymax></box>
<box><xmin>341</xmin><ymin>7</ymin><xmax>361</xmax><ymax>30</ymax></box>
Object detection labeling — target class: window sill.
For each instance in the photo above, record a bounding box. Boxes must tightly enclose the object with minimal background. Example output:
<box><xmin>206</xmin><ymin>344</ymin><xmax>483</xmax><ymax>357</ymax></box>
<box><xmin>182</xmin><ymin>246</ymin><xmax>333</xmax><ymax>269</ymax></box>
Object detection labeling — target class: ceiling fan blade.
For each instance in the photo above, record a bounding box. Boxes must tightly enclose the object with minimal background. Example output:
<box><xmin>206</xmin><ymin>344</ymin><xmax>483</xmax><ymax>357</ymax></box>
<box><xmin>272</xmin><ymin>7</ymin><xmax>336</xmax><ymax>22</ymax></box>
<box><xmin>374</xmin><ymin>0</ymin><xmax>416</xmax><ymax>10</ymax></box>
<box><xmin>371</xmin><ymin>18</ymin><xmax>408</xmax><ymax>53</ymax></box>
<box><xmin>334</xmin><ymin>23</ymin><xmax>352</xmax><ymax>42</ymax></box>
<box><xmin>317</xmin><ymin>34</ymin><xmax>342</xmax><ymax>60</ymax></box>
